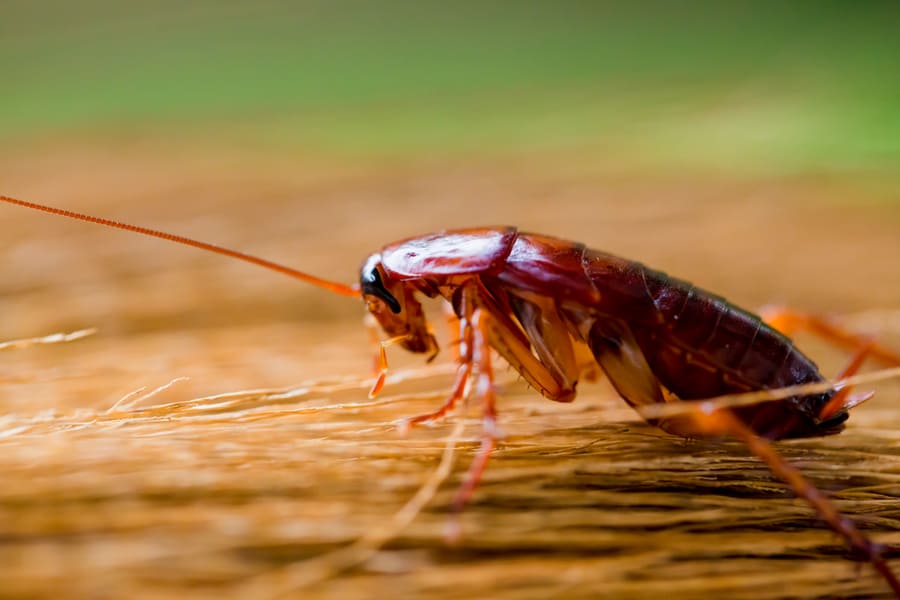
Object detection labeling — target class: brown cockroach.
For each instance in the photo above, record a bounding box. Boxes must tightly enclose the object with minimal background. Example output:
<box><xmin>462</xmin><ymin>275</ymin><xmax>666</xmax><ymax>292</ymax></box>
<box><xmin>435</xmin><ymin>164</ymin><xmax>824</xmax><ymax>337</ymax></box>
<box><xmin>2</xmin><ymin>195</ymin><xmax>900</xmax><ymax>594</ymax></box>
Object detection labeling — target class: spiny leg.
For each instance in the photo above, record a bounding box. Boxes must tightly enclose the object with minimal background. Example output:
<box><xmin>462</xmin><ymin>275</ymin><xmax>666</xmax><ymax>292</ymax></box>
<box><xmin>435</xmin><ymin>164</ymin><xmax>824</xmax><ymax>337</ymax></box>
<box><xmin>690</xmin><ymin>407</ymin><xmax>900</xmax><ymax>596</ymax></box>
<box><xmin>470</xmin><ymin>280</ymin><xmax>578</xmax><ymax>402</ymax></box>
<box><xmin>443</xmin><ymin>280</ymin><xmax>586</xmax><ymax>512</ymax></box>
<box><xmin>582</xmin><ymin>319</ymin><xmax>900</xmax><ymax>592</ymax></box>
<box><xmin>435</xmin><ymin>281</ymin><xmax>578</xmax><ymax>535</ymax></box>
<box><xmin>405</xmin><ymin>286</ymin><xmax>499</xmax><ymax>512</ymax></box>
<box><xmin>444</xmin><ymin>307</ymin><xmax>500</xmax><ymax>544</ymax></box>
<box><xmin>507</xmin><ymin>293</ymin><xmax>580</xmax><ymax>400</ymax></box>
<box><xmin>400</xmin><ymin>280</ymin><xmax>585</xmax><ymax>538</ymax></box>
<box><xmin>405</xmin><ymin>280</ymin><xmax>579</xmax><ymax>430</ymax></box>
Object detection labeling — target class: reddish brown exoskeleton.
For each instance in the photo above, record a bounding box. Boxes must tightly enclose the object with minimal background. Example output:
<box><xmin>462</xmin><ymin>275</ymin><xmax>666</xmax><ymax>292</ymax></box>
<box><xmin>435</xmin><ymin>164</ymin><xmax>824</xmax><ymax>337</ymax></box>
<box><xmin>2</xmin><ymin>196</ymin><xmax>899</xmax><ymax>595</ymax></box>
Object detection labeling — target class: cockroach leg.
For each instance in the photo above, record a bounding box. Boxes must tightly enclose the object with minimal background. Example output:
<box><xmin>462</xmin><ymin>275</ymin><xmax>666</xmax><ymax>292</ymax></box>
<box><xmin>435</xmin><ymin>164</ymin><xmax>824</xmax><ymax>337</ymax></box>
<box><xmin>760</xmin><ymin>306</ymin><xmax>900</xmax><ymax>421</ymax></box>
<box><xmin>839</xmin><ymin>390</ymin><xmax>876</xmax><ymax>413</ymax></box>
<box><xmin>690</xmin><ymin>407</ymin><xmax>900</xmax><ymax>596</ymax></box>
<box><xmin>368</xmin><ymin>335</ymin><xmax>408</xmax><ymax>398</ymax></box>
<box><xmin>401</xmin><ymin>351</ymin><xmax>471</xmax><ymax>430</ymax></box>
<box><xmin>819</xmin><ymin>339</ymin><xmax>877</xmax><ymax>421</ymax></box>
<box><xmin>760</xmin><ymin>306</ymin><xmax>900</xmax><ymax>367</ymax></box>
<box><xmin>475</xmin><ymin>283</ymin><xmax>577</xmax><ymax>403</ymax></box>
<box><xmin>364</xmin><ymin>313</ymin><xmax>383</xmax><ymax>378</ymax></box>
<box><xmin>443</xmin><ymin>302</ymin><xmax>462</xmax><ymax>362</ymax></box>
<box><xmin>441</xmin><ymin>283</ymin><xmax>592</xmax><ymax>522</ymax></box>
<box><xmin>412</xmin><ymin>305</ymin><xmax>472</xmax><ymax>424</ymax></box>
<box><xmin>406</xmin><ymin>280</ymin><xmax>580</xmax><ymax>434</ymax></box>
<box><xmin>401</xmin><ymin>286</ymin><xmax>475</xmax><ymax>430</ymax></box>
<box><xmin>409</xmin><ymin>285</ymin><xmax>503</xmax><ymax>533</ymax></box>
<box><xmin>445</xmin><ymin>283</ymin><xmax>588</xmax><ymax>525</ymax></box>
<box><xmin>508</xmin><ymin>293</ymin><xmax>580</xmax><ymax>397</ymax></box>
<box><xmin>450</xmin><ymin>308</ymin><xmax>499</xmax><ymax>514</ymax></box>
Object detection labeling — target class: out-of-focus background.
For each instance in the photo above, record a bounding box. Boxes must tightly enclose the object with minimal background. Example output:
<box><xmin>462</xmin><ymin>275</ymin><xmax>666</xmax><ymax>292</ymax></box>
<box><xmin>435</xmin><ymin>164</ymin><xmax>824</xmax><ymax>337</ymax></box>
<box><xmin>1</xmin><ymin>2</ymin><xmax>899</xmax><ymax>599</ymax></box>
<box><xmin>3</xmin><ymin>1</ymin><xmax>900</xmax><ymax>172</ymax></box>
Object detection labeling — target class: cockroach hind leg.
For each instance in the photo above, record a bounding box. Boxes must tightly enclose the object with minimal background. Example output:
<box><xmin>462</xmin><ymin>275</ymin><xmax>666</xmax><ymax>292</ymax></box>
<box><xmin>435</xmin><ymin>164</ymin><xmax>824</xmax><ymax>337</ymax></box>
<box><xmin>819</xmin><ymin>338</ymin><xmax>877</xmax><ymax>421</ymax></box>
<box><xmin>690</xmin><ymin>407</ymin><xmax>900</xmax><ymax>596</ymax></box>
<box><xmin>760</xmin><ymin>306</ymin><xmax>900</xmax><ymax>367</ymax></box>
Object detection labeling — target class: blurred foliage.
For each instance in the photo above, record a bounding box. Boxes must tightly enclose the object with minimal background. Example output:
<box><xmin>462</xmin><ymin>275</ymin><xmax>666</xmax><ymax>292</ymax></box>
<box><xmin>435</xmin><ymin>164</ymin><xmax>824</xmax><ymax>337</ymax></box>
<box><xmin>2</xmin><ymin>0</ymin><xmax>899</xmax><ymax>173</ymax></box>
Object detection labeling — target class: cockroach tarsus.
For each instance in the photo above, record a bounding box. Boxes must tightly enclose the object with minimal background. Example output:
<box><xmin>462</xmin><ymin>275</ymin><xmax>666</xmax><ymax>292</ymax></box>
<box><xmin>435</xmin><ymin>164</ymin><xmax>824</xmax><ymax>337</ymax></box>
<box><xmin>2</xmin><ymin>195</ymin><xmax>899</xmax><ymax>596</ymax></box>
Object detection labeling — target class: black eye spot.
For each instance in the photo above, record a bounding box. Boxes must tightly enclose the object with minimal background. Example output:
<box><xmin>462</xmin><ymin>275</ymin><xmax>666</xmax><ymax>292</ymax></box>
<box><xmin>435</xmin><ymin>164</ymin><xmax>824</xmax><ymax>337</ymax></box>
<box><xmin>360</xmin><ymin>267</ymin><xmax>401</xmax><ymax>314</ymax></box>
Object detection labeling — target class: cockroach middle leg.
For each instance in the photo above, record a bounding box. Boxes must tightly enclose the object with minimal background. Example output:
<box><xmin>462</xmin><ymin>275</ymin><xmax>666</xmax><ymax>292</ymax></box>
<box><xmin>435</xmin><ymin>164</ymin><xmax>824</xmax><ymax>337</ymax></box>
<box><xmin>443</xmin><ymin>302</ymin><xmax>462</xmax><ymax>362</ymax></box>
<box><xmin>407</xmin><ymin>282</ymin><xmax>564</xmax><ymax>529</ymax></box>
<box><xmin>442</xmin><ymin>282</ymin><xmax>581</xmax><ymax>519</ymax></box>
<box><xmin>450</xmin><ymin>308</ymin><xmax>499</xmax><ymax>516</ymax></box>
<box><xmin>690</xmin><ymin>406</ymin><xmax>900</xmax><ymax>596</ymax></box>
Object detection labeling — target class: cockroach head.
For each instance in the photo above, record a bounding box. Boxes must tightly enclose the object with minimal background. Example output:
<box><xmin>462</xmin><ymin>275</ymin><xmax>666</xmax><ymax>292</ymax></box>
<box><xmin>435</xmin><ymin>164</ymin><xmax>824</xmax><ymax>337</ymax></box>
<box><xmin>360</xmin><ymin>254</ymin><xmax>438</xmax><ymax>356</ymax></box>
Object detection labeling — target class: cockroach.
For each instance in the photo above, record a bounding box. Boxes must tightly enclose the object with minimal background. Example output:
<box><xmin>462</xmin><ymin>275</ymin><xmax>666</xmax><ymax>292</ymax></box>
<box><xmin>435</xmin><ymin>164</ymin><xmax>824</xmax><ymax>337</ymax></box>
<box><xmin>2</xmin><ymin>194</ymin><xmax>899</xmax><ymax>595</ymax></box>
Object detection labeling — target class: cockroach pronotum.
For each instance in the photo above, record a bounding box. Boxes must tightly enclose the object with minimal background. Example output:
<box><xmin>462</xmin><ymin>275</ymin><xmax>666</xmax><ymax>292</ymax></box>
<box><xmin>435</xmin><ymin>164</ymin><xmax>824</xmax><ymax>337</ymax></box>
<box><xmin>2</xmin><ymin>194</ymin><xmax>899</xmax><ymax>595</ymax></box>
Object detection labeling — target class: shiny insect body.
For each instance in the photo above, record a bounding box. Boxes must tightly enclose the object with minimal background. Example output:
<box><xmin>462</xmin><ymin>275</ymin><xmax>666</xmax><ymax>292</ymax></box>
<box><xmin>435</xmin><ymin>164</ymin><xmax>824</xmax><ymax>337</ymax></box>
<box><xmin>2</xmin><ymin>196</ymin><xmax>899</xmax><ymax>595</ymax></box>
<box><xmin>364</xmin><ymin>226</ymin><xmax>849</xmax><ymax>440</ymax></box>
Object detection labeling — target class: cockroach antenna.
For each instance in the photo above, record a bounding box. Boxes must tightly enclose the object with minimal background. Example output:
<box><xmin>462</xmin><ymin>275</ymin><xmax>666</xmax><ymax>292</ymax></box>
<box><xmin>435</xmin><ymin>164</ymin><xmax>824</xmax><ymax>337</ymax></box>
<box><xmin>0</xmin><ymin>195</ymin><xmax>361</xmax><ymax>298</ymax></box>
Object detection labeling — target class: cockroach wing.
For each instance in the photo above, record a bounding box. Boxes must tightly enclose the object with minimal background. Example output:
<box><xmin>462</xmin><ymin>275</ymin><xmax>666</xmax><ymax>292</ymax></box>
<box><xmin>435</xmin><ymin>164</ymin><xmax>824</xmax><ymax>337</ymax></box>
<box><xmin>497</xmin><ymin>233</ymin><xmax>601</xmax><ymax>305</ymax></box>
<box><xmin>380</xmin><ymin>227</ymin><xmax>517</xmax><ymax>280</ymax></box>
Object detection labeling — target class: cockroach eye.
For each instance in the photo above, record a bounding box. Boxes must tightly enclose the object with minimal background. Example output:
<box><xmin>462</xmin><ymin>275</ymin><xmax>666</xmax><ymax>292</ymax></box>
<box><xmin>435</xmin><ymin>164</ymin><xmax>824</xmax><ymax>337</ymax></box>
<box><xmin>360</xmin><ymin>267</ymin><xmax>401</xmax><ymax>314</ymax></box>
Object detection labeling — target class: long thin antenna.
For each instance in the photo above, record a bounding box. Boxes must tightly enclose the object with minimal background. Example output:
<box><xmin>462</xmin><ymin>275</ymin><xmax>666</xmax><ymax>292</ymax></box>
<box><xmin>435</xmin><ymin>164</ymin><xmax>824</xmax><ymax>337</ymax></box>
<box><xmin>0</xmin><ymin>195</ymin><xmax>361</xmax><ymax>298</ymax></box>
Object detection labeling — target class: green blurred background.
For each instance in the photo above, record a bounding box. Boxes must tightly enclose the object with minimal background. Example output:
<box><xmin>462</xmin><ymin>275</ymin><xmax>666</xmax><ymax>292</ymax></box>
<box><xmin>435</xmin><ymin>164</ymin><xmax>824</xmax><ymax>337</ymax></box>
<box><xmin>3</xmin><ymin>0</ymin><xmax>898</xmax><ymax>176</ymax></box>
